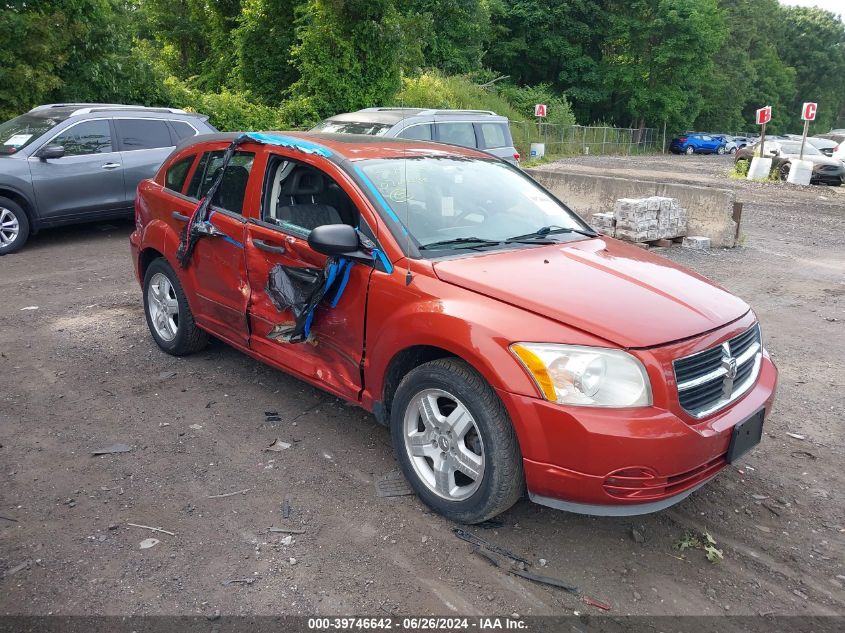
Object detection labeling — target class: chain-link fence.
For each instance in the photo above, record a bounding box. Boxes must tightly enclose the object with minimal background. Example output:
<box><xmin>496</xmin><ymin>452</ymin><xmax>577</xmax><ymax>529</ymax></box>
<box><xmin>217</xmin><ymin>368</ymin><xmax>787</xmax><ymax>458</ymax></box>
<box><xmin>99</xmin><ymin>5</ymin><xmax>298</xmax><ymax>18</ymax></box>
<box><xmin>510</xmin><ymin>122</ymin><xmax>665</xmax><ymax>159</ymax></box>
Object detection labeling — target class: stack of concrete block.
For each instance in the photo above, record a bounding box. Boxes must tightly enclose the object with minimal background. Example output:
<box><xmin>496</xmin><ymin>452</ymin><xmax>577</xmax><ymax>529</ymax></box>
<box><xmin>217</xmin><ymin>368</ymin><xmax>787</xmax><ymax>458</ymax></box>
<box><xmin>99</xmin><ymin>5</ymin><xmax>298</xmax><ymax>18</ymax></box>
<box><xmin>612</xmin><ymin>196</ymin><xmax>688</xmax><ymax>243</ymax></box>
<box><xmin>590</xmin><ymin>212</ymin><xmax>616</xmax><ymax>235</ymax></box>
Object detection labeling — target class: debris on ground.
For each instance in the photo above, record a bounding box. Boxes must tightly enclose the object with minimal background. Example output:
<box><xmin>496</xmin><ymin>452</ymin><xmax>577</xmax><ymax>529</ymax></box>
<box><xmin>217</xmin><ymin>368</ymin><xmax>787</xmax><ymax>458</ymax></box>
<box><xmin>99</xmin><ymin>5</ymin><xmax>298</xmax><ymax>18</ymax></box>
<box><xmin>281</xmin><ymin>496</ymin><xmax>291</xmax><ymax>519</ymax></box>
<box><xmin>4</xmin><ymin>560</ymin><xmax>32</xmax><ymax>576</ymax></box>
<box><xmin>473</xmin><ymin>548</ymin><xmax>577</xmax><ymax>593</ymax></box>
<box><xmin>127</xmin><ymin>523</ymin><xmax>175</xmax><ymax>536</ymax></box>
<box><xmin>207</xmin><ymin>488</ymin><xmax>251</xmax><ymax>499</ymax></box>
<box><xmin>786</xmin><ymin>432</ymin><xmax>806</xmax><ymax>440</ymax></box>
<box><xmin>375</xmin><ymin>470</ymin><xmax>413</xmax><ymax>498</ymax></box>
<box><xmin>268</xmin><ymin>527</ymin><xmax>305</xmax><ymax>534</ymax></box>
<box><xmin>222</xmin><ymin>577</ymin><xmax>256</xmax><ymax>586</ymax></box>
<box><xmin>630</xmin><ymin>526</ymin><xmax>645</xmax><ymax>544</ymax></box>
<box><xmin>139</xmin><ymin>538</ymin><xmax>160</xmax><ymax>549</ymax></box>
<box><xmin>0</xmin><ymin>515</ymin><xmax>18</xmax><ymax>522</ymax></box>
<box><xmin>791</xmin><ymin>450</ymin><xmax>816</xmax><ymax>460</ymax></box>
<box><xmin>91</xmin><ymin>443</ymin><xmax>132</xmax><ymax>456</ymax></box>
<box><xmin>19</xmin><ymin>306</ymin><xmax>38</xmax><ymax>311</ymax></box>
<box><xmin>682</xmin><ymin>236</ymin><xmax>711</xmax><ymax>250</ymax></box>
<box><xmin>476</xmin><ymin>518</ymin><xmax>504</xmax><ymax>530</ymax></box>
<box><xmin>158</xmin><ymin>371</ymin><xmax>177</xmax><ymax>379</ymax></box>
<box><xmin>675</xmin><ymin>530</ymin><xmax>724</xmax><ymax>563</ymax></box>
<box><xmin>453</xmin><ymin>527</ymin><xmax>530</xmax><ymax>565</ymax></box>
<box><xmin>581</xmin><ymin>595</ymin><xmax>611</xmax><ymax>611</ymax></box>
<box><xmin>280</xmin><ymin>535</ymin><xmax>294</xmax><ymax>546</ymax></box>
<box><xmin>265</xmin><ymin>439</ymin><xmax>291</xmax><ymax>452</ymax></box>
<box><xmin>189</xmin><ymin>424</ymin><xmax>203</xmax><ymax>431</ymax></box>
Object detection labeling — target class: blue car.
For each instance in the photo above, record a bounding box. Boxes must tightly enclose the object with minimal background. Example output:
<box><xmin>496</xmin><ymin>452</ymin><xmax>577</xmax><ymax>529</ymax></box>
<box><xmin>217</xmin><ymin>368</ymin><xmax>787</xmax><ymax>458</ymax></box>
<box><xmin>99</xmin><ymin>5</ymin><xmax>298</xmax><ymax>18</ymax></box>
<box><xmin>670</xmin><ymin>133</ymin><xmax>727</xmax><ymax>155</ymax></box>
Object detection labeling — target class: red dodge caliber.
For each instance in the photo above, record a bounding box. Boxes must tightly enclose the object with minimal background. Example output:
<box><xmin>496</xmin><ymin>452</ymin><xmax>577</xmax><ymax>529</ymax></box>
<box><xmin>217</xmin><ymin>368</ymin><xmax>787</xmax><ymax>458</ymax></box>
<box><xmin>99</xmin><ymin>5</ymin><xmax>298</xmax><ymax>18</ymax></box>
<box><xmin>130</xmin><ymin>132</ymin><xmax>778</xmax><ymax>523</ymax></box>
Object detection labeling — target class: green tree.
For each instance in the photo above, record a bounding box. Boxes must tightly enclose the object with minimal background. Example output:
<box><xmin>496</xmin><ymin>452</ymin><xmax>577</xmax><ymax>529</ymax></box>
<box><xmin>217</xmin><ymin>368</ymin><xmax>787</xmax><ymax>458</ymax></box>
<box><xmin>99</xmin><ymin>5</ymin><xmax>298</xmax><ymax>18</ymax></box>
<box><xmin>289</xmin><ymin>0</ymin><xmax>402</xmax><ymax>119</ymax></box>
<box><xmin>485</xmin><ymin>0</ymin><xmax>607</xmax><ymax>122</ymax></box>
<box><xmin>778</xmin><ymin>6</ymin><xmax>845</xmax><ymax>133</ymax></box>
<box><xmin>235</xmin><ymin>0</ymin><xmax>302</xmax><ymax>104</ymax></box>
<box><xmin>601</xmin><ymin>0</ymin><xmax>726</xmax><ymax>131</ymax></box>
<box><xmin>695</xmin><ymin>0</ymin><xmax>795</xmax><ymax>134</ymax></box>
<box><xmin>402</xmin><ymin>0</ymin><xmax>491</xmax><ymax>74</ymax></box>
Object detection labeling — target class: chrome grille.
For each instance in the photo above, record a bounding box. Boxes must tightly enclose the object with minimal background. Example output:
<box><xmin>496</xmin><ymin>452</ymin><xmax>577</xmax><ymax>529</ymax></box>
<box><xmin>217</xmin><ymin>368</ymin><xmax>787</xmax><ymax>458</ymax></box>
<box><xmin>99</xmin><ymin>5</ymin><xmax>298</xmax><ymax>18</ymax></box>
<box><xmin>674</xmin><ymin>324</ymin><xmax>762</xmax><ymax>418</ymax></box>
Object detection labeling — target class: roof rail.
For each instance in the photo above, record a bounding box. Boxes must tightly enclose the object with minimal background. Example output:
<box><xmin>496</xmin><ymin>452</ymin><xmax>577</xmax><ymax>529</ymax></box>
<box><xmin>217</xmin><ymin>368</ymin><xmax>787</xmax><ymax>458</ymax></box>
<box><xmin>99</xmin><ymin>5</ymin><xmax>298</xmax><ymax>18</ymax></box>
<box><xmin>71</xmin><ymin>106</ymin><xmax>187</xmax><ymax>116</ymax></box>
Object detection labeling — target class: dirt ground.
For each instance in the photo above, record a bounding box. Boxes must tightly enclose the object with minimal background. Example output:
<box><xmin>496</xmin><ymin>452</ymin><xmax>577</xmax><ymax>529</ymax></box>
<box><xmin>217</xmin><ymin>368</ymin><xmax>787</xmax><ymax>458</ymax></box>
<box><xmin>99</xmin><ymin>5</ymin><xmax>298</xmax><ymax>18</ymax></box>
<box><xmin>1</xmin><ymin>154</ymin><xmax>843</xmax><ymax>619</ymax></box>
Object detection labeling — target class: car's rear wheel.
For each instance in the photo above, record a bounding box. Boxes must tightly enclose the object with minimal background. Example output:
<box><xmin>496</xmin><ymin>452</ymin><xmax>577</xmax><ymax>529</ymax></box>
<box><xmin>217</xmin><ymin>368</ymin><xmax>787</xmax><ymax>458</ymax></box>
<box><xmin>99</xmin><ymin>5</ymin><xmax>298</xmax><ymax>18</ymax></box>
<box><xmin>0</xmin><ymin>198</ymin><xmax>30</xmax><ymax>255</ymax></box>
<box><xmin>685</xmin><ymin>146</ymin><xmax>695</xmax><ymax>155</ymax></box>
<box><xmin>717</xmin><ymin>146</ymin><xmax>726</xmax><ymax>155</ymax></box>
<box><xmin>390</xmin><ymin>358</ymin><xmax>524</xmax><ymax>524</ymax></box>
<box><xmin>143</xmin><ymin>258</ymin><xmax>208</xmax><ymax>356</ymax></box>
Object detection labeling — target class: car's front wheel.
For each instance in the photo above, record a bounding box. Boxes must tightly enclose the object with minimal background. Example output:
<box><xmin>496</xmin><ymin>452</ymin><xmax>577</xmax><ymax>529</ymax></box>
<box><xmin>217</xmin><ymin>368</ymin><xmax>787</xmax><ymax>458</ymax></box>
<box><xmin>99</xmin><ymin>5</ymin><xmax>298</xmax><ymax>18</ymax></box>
<box><xmin>729</xmin><ymin>147</ymin><xmax>737</xmax><ymax>155</ymax></box>
<box><xmin>0</xmin><ymin>197</ymin><xmax>30</xmax><ymax>255</ymax></box>
<box><xmin>143</xmin><ymin>258</ymin><xmax>208</xmax><ymax>356</ymax></box>
<box><xmin>685</xmin><ymin>146</ymin><xmax>695</xmax><ymax>155</ymax></box>
<box><xmin>390</xmin><ymin>358</ymin><xmax>524</xmax><ymax>524</ymax></box>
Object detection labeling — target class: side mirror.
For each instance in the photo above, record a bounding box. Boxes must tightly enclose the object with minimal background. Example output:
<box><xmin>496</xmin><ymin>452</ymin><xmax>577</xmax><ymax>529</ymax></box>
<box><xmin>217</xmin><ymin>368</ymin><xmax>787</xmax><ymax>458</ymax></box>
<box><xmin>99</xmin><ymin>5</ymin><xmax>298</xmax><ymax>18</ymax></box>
<box><xmin>308</xmin><ymin>224</ymin><xmax>369</xmax><ymax>261</ymax></box>
<box><xmin>38</xmin><ymin>144</ymin><xmax>65</xmax><ymax>160</ymax></box>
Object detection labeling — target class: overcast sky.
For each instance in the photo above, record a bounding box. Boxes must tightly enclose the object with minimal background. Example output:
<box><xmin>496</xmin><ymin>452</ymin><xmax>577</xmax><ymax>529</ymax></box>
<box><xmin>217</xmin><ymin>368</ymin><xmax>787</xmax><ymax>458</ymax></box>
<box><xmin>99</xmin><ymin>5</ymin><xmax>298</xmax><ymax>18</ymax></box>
<box><xmin>779</xmin><ymin>0</ymin><xmax>845</xmax><ymax>20</ymax></box>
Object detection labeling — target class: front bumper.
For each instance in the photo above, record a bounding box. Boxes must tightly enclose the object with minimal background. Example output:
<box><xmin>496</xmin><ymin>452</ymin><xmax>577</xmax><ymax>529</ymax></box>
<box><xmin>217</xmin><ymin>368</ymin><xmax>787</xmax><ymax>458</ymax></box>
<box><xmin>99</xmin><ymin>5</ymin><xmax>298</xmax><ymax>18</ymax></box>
<box><xmin>498</xmin><ymin>328</ymin><xmax>778</xmax><ymax>516</ymax></box>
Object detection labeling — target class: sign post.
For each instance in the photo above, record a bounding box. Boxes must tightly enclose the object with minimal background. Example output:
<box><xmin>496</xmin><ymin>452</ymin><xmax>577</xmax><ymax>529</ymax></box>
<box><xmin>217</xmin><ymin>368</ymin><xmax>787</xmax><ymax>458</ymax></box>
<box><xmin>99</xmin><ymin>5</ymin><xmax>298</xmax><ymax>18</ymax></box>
<box><xmin>799</xmin><ymin>102</ymin><xmax>817</xmax><ymax>160</ymax></box>
<box><xmin>756</xmin><ymin>106</ymin><xmax>772</xmax><ymax>157</ymax></box>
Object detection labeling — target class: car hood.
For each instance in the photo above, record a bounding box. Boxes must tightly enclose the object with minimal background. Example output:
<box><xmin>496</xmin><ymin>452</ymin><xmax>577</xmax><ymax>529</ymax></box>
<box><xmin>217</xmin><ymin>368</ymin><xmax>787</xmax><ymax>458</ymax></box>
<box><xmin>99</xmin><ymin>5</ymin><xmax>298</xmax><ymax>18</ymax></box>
<box><xmin>432</xmin><ymin>238</ymin><xmax>750</xmax><ymax>348</ymax></box>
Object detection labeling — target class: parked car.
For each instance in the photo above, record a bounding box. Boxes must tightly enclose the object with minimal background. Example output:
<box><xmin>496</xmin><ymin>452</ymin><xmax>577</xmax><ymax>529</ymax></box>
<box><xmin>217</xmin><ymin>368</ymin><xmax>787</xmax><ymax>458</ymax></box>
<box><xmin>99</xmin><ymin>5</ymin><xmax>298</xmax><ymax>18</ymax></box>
<box><xmin>0</xmin><ymin>103</ymin><xmax>216</xmax><ymax>254</ymax></box>
<box><xmin>131</xmin><ymin>131</ymin><xmax>777</xmax><ymax>523</ymax></box>
<box><xmin>735</xmin><ymin>140</ymin><xmax>844</xmax><ymax>184</ymax></box>
<box><xmin>803</xmin><ymin>136</ymin><xmax>838</xmax><ymax>157</ymax></box>
<box><xmin>669</xmin><ymin>133</ymin><xmax>727</xmax><ymax>155</ymax></box>
<box><xmin>311</xmin><ymin>107</ymin><xmax>520</xmax><ymax>164</ymax></box>
<box><xmin>731</xmin><ymin>136</ymin><xmax>753</xmax><ymax>149</ymax></box>
<box><xmin>713</xmin><ymin>135</ymin><xmax>738</xmax><ymax>154</ymax></box>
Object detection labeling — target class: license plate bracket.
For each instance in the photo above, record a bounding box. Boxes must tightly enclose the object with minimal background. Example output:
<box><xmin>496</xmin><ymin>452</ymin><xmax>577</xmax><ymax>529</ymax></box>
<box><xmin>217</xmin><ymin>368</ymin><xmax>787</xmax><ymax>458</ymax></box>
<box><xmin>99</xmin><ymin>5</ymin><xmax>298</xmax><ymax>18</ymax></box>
<box><xmin>726</xmin><ymin>409</ymin><xmax>765</xmax><ymax>463</ymax></box>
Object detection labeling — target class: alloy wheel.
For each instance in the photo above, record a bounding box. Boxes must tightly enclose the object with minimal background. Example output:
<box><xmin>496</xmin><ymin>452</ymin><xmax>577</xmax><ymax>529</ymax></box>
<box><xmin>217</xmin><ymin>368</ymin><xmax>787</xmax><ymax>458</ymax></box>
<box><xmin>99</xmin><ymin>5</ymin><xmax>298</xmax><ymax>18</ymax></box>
<box><xmin>147</xmin><ymin>272</ymin><xmax>180</xmax><ymax>341</ymax></box>
<box><xmin>0</xmin><ymin>207</ymin><xmax>19</xmax><ymax>247</ymax></box>
<box><xmin>403</xmin><ymin>388</ymin><xmax>485</xmax><ymax>501</ymax></box>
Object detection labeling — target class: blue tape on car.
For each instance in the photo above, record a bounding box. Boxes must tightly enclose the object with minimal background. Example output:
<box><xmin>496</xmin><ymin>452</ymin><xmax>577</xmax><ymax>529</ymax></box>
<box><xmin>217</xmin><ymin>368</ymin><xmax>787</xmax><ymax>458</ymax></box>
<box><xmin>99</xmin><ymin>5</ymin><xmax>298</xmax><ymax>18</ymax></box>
<box><xmin>372</xmin><ymin>248</ymin><xmax>394</xmax><ymax>274</ymax></box>
<box><xmin>329</xmin><ymin>260</ymin><xmax>354</xmax><ymax>308</ymax></box>
<box><xmin>241</xmin><ymin>132</ymin><xmax>332</xmax><ymax>157</ymax></box>
<box><xmin>353</xmin><ymin>165</ymin><xmax>402</xmax><ymax>224</ymax></box>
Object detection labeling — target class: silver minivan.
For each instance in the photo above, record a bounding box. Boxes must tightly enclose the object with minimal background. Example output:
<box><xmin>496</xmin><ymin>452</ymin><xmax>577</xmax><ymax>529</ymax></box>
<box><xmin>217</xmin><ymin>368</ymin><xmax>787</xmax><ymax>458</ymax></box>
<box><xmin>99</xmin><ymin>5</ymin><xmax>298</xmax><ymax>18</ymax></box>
<box><xmin>311</xmin><ymin>108</ymin><xmax>520</xmax><ymax>165</ymax></box>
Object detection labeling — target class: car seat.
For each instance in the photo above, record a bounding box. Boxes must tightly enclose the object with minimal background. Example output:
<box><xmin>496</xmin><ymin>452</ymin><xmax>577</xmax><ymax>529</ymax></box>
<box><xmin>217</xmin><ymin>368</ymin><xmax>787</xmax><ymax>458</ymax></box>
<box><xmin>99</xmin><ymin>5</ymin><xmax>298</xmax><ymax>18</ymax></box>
<box><xmin>276</xmin><ymin>169</ymin><xmax>343</xmax><ymax>231</ymax></box>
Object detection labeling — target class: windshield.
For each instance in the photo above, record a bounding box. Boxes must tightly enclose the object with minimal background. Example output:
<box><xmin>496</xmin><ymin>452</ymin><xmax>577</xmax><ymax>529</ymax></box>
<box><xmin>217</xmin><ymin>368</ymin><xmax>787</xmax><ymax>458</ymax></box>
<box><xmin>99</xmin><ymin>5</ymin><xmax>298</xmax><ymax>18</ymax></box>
<box><xmin>311</xmin><ymin>120</ymin><xmax>392</xmax><ymax>136</ymax></box>
<box><xmin>356</xmin><ymin>156</ymin><xmax>589</xmax><ymax>253</ymax></box>
<box><xmin>0</xmin><ymin>113</ymin><xmax>65</xmax><ymax>154</ymax></box>
<box><xmin>778</xmin><ymin>142</ymin><xmax>821</xmax><ymax>156</ymax></box>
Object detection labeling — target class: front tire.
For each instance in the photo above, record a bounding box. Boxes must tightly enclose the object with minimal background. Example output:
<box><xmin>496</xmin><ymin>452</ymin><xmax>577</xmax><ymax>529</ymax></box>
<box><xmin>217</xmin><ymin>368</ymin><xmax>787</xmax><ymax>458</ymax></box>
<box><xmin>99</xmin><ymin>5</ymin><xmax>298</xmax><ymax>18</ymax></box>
<box><xmin>685</xmin><ymin>146</ymin><xmax>695</xmax><ymax>155</ymax></box>
<box><xmin>390</xmin><ymin>358</ymin><xmax>524</xmax><ymax>524</ymax></box>
<box><xmin>0</xmin><ymin>198</ymin><xmax>30</xmax><ymax>255</ymax></box>
<box><xmin>143</xmin><ymin>258</ymin><xmax>208</xmax><ymax>356</ymax></box>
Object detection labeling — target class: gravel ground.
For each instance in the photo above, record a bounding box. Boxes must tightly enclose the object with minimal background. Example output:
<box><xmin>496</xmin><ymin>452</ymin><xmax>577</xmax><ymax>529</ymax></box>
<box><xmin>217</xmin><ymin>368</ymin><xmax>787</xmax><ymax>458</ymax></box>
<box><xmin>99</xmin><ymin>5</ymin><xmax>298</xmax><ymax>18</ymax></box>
<box><xmin>0</xmin><ymin>154</ymin><xmax>843</xmax><ymax>619</ymax></box>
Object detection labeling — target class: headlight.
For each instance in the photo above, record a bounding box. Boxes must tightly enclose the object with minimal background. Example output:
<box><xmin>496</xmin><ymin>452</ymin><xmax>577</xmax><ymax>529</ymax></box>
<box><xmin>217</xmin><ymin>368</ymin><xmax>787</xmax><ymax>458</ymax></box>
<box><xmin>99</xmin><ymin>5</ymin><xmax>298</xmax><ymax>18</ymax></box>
<box><xmin>510</xmin><ymin>343</ymin><xmax>652</xmax><ymax>407</ymax></box>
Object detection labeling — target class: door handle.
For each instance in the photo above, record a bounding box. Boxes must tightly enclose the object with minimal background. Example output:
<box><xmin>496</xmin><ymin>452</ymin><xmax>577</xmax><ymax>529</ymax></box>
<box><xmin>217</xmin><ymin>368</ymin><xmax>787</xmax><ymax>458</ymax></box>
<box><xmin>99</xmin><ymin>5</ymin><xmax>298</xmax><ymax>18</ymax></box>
<box><xmin>101</xmin><ymin>162</ymin><xmax>121</xmax><ymax>170</ymax></box>
<box><xmin>172</xmin><ymin>211</ymin><xmax>190</xmax><ymax>222</ymax></box>
<box><xmin>253</xmin><ymin>239</ymin><xmax>286</xmax><ymax>255</ymax></box>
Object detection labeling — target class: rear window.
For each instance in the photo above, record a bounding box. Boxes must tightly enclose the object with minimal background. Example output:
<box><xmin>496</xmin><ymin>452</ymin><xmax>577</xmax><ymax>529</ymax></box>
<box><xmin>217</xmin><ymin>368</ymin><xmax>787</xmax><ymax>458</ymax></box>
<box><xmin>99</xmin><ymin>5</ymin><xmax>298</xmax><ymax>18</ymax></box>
<box><xmin>115</xmin><ymin>119</ymin><xmax>173</xmax><ymax>151</ymax></box>
<box><xmin>170</xmin><ymin>120</ymin><xmax>198</xmax><ymax>141</ymax></box>
<box><xmin>437</xmin><ymin>122</ymin><xmax>477</xmax><ymax>148</ymax></box>
<box><xmin>311</xmin><ymin>120</ymin><xmax>392</xmax><ymax>136</ymax></box>
<box><xmin>164</xmin><ymin>155</ymin><xmax>195</xmax><ymax>193</ymax></box>
<box><xmin>479</xmin><ymin>123</ymin><xmax>508</xmax><ymax>149</ymax></box>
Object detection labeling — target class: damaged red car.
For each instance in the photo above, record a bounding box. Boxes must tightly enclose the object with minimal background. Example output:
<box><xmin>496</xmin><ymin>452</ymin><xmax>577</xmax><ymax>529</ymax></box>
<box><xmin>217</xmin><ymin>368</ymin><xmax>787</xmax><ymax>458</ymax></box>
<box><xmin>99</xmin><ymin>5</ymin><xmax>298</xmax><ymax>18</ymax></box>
<box><xmin>130</xmin><ymin>132</ymin><xmax>778</xmax><ymax>523</ymax></box>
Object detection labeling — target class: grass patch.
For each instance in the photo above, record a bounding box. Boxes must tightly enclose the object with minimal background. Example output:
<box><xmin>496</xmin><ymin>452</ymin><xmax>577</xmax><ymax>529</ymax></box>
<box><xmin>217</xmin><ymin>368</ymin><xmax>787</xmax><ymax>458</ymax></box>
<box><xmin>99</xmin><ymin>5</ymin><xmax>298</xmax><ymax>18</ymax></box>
<box><xmin>729</xmin><ymin>159</ymin><xmax>749</xmax><ymax>179</ymax></box>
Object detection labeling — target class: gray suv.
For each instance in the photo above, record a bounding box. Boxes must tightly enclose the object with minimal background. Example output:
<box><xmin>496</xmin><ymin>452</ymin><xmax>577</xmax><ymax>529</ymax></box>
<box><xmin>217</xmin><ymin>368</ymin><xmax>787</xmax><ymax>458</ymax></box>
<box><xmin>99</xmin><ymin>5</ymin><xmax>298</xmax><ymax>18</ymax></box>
<box><xmin>0</xmin><ymin>103</ymin><xmax>216</xmax><ymax>253</ymax></box>
<box><xmin>311</xmin><ymin>108</ymin><xmax>520</xmax><ymax>164</ymax></box>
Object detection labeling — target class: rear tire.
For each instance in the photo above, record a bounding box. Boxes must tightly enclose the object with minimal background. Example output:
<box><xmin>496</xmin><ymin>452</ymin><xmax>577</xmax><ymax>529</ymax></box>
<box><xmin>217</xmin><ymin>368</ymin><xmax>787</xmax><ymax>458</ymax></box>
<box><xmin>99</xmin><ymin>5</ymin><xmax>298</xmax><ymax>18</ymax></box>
<box><xmin>0</xmin><ymin>197</ymin><xmax>30</xmax><ymax>255</ymax></box>
<box><xmin>143</xmin><ymin>258</ymin><xmax>208</xmax><ymax>356</ymax></box>
<box><xmin>717</xmin><ymin>146</ymin><xmax>726</xmax><ymax>155</ymax></box>
<box><xmin>685</xmin><ymin>146</ymin><xmax>695</xmax><ymax>155</ymax></box>
<box><xmin>390</xmin><ymin>358</ymin><xmax>524</xmax><ymax>524</ymax></box>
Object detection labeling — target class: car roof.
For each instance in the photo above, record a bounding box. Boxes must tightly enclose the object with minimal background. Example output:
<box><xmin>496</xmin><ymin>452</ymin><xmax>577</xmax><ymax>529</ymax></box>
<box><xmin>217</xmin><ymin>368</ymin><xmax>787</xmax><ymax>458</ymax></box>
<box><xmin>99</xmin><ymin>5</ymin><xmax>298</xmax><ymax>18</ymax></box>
<box><xmin>178</xmin><ymin>131</ymin><xmax>492</xmax><ymax>161</ymax></box>
<box><xmin>26</xmin><ymin>103</ymin><xmax>207</xmax><ymax>119</ymax></box>
<box><xmin>324</xmin><ymin>107</ymin><xmax>506</xmax><ymax>125</ymax></box>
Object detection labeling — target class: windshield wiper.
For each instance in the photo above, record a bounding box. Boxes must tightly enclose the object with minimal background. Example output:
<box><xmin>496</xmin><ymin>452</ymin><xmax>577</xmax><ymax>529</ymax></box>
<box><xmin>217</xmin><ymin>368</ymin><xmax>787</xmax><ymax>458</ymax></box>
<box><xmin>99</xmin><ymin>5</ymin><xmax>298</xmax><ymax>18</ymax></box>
<box><xmin>419</xmin><ymin>237</ymin><xmax>504</xmax><ymax>250</ymax></box>
<box><xmin>508</xmin><ymin>225</ymin><xmax>598</xmax><ymax>241</ymax></box>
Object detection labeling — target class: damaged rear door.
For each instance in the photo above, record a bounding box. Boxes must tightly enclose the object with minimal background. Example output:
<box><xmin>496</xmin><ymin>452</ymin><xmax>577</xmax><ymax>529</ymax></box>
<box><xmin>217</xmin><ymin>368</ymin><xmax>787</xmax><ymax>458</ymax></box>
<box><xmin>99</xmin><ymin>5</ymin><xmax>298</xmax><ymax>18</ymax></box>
<box><xmin>243</xmin><ymin>149</ymin><xmax>376</xmax><ymax>401</ymax></box>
